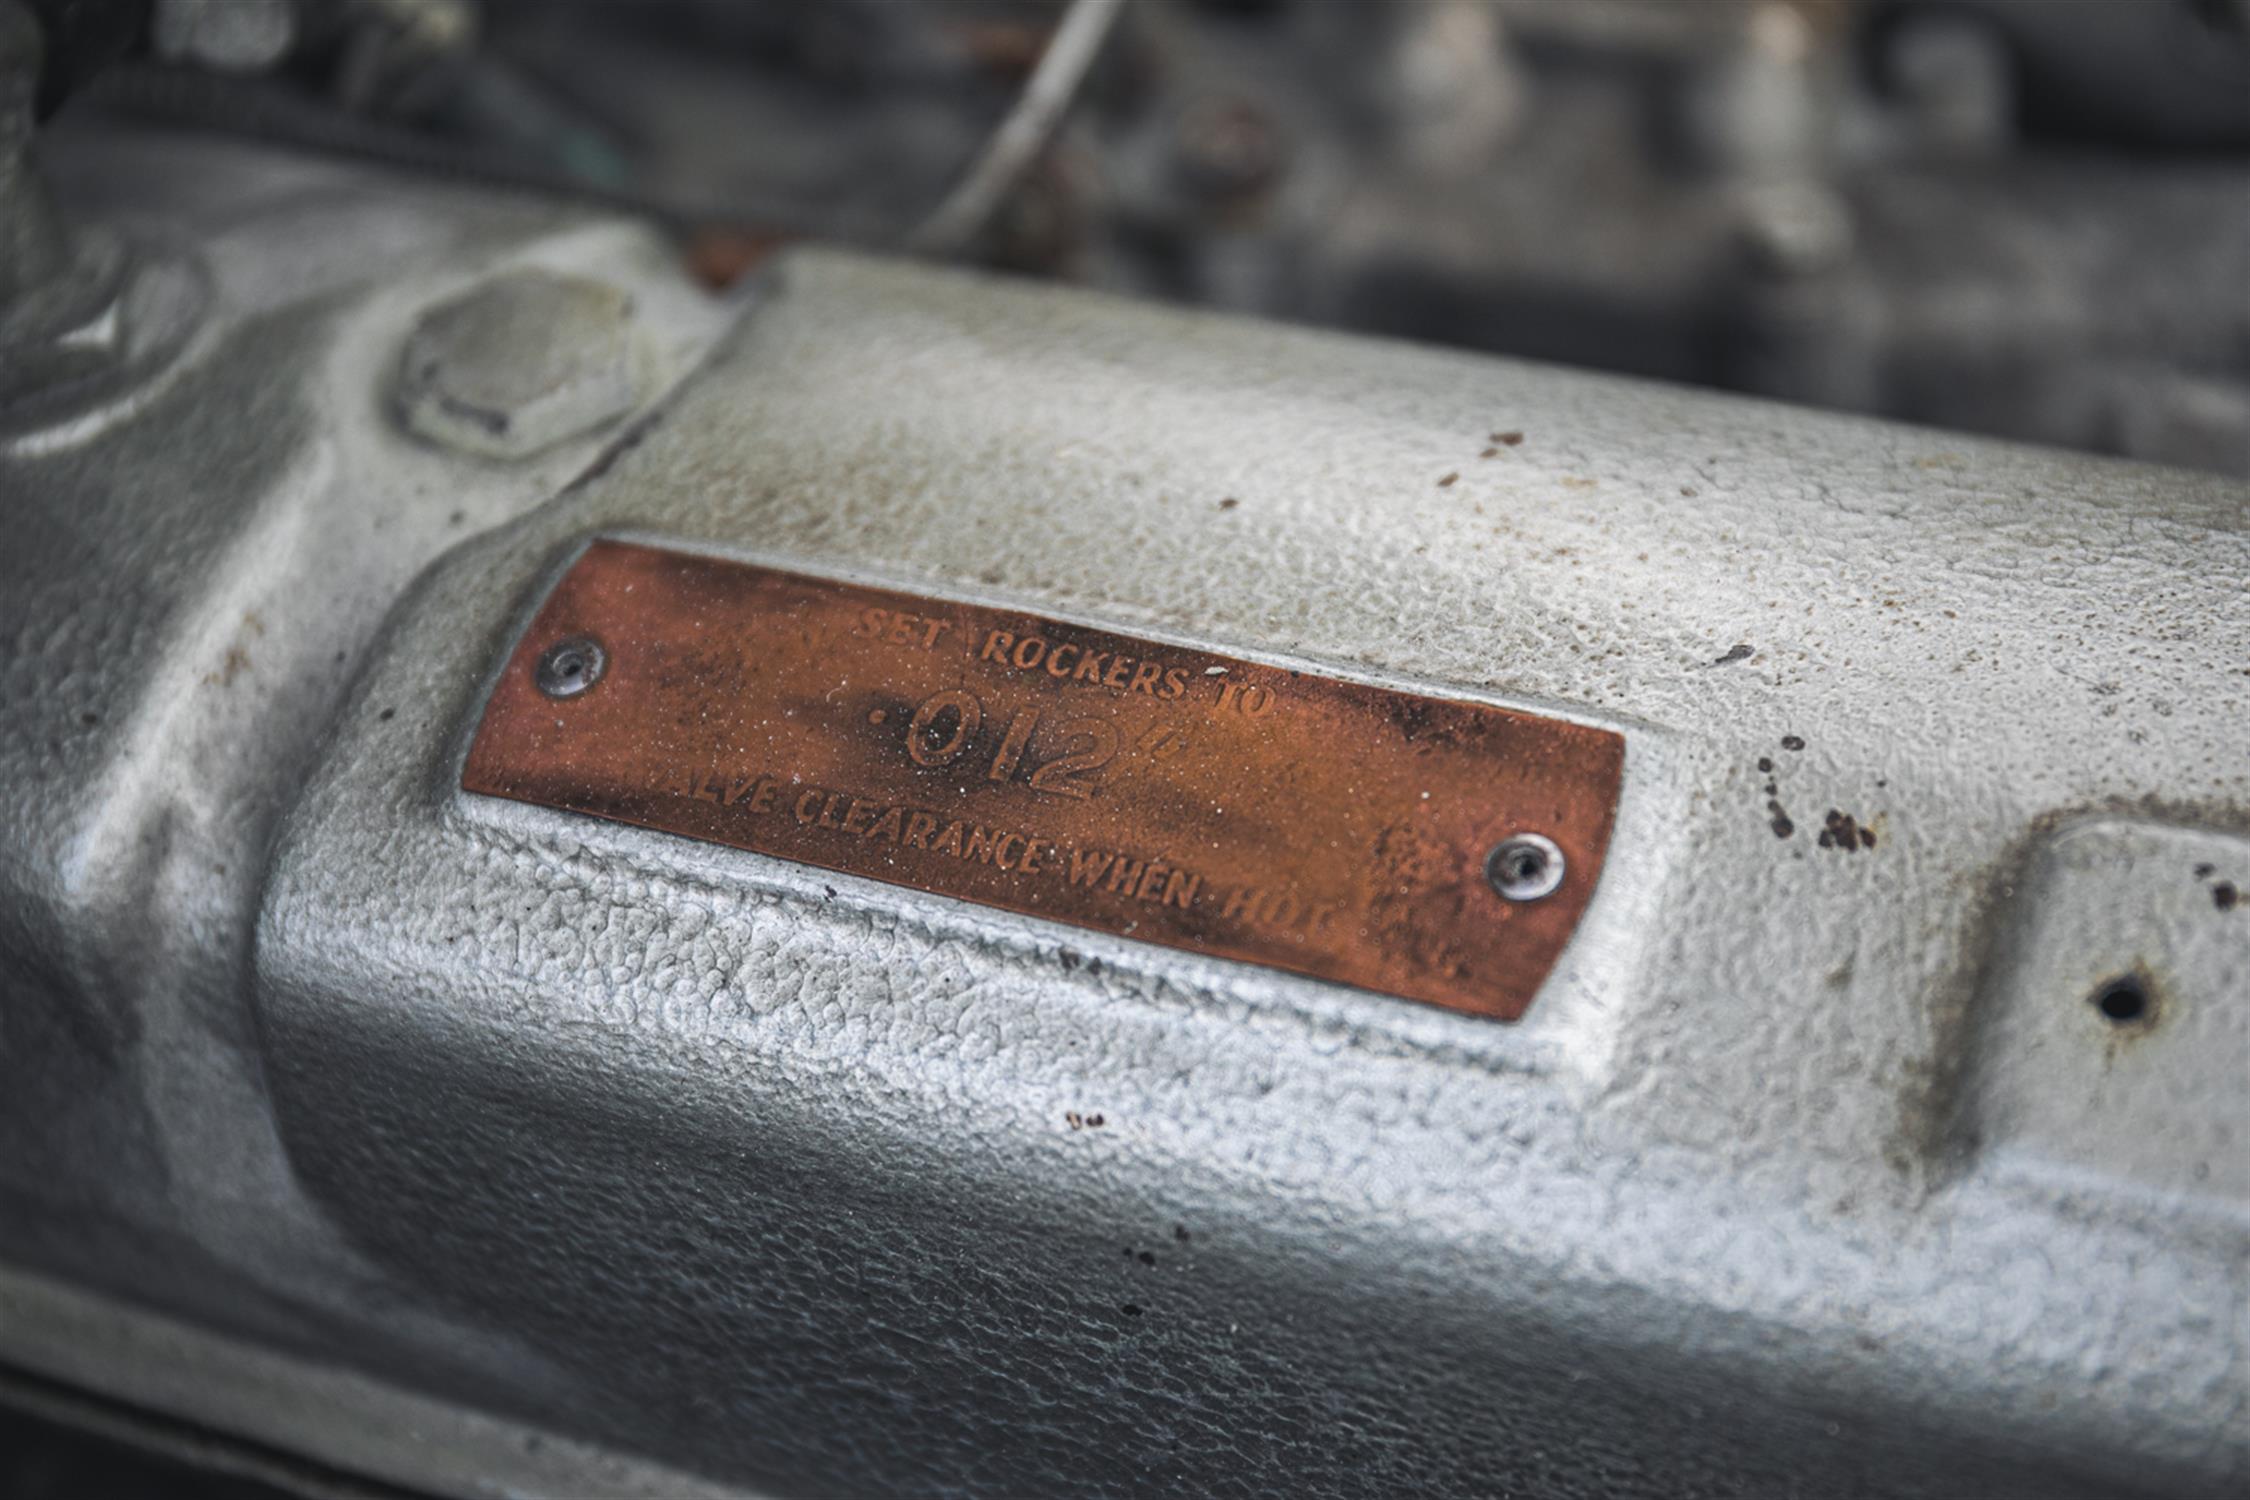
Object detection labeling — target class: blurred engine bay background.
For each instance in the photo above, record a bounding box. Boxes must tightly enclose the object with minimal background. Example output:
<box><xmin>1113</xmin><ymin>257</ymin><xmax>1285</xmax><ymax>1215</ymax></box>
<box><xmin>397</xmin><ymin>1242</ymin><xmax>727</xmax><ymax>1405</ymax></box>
<box><xmin>69</xmin><ymin>0</ymin><xmax>2250</xmax><ymax>477</ymax></box>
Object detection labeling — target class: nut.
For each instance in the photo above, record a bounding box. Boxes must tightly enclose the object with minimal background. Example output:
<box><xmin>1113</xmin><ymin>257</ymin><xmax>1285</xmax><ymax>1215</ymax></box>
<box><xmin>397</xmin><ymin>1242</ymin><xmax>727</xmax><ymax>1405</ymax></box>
<box><xmin>395</xmin><ymin>269</ymin><xmax>649</xmax><ymax>460</ymax></box>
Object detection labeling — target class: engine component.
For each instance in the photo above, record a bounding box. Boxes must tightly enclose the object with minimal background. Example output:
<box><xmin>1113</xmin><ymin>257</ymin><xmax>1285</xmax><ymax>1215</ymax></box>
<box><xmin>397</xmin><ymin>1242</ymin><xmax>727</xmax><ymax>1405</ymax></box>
<box><xmin>1</xmin><ymin>115</ymin><xmax>2243</xmax><ymax>1498</ymax></box>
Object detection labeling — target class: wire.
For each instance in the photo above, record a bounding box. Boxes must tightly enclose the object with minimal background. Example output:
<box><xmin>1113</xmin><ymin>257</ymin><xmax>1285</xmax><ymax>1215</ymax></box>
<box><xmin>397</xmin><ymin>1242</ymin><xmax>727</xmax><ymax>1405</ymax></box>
<box><xmin>906</xmin><ymin>0</ymin><xmax>1125</xmax><ymax>256</ymax></box>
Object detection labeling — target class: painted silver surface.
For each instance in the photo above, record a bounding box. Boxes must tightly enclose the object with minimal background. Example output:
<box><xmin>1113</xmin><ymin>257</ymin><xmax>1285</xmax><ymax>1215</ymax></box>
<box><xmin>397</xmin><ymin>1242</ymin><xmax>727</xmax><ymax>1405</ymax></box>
<box><xmin>0</xmin><ymin>122</ymin><xmax>734</xmax><ymax>1495</ymax></box>
<box><xmin>1</xmin><ymin>123</ymin><xmax>2245</xmax><ymax>1497</ymax></box>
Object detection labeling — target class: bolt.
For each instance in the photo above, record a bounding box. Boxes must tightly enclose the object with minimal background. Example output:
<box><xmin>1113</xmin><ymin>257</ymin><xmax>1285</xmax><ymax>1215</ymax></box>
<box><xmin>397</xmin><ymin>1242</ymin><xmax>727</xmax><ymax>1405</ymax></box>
<box><xmin>394</xmin><ymin>269</ymin><xmax>649</xmax><ymax>460</ymax></box>
<box><xmin>535</xmin><ymin>635</ymin><xmax>607</xmax><ymax>699</ymax></box>
<box><xmin>1487</xmin><ymin>833</ymin><xmax>1565</xmax><ymax>902</ymax></box>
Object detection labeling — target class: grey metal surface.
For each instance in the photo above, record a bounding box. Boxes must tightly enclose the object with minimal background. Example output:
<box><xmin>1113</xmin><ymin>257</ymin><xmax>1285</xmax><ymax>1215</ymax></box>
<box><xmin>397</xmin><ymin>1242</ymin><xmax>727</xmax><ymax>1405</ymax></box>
<box><xmin>0</xmin><ymin>122</ymin><xmax>732</xmax><ymax>1489</ymax></box>
<box><xmin>2</xmin><ymin>123</ymin><xmax>2246</xmax><ymax>1497</ymax></box>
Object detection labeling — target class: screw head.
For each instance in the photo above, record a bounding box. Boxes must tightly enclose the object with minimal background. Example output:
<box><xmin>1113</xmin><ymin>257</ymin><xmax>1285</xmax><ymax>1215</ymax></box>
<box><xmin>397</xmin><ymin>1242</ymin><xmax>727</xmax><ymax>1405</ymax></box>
<box><xmin>1486</xmin><ymin>833</ymin><xmax>1565</xmax><ymax>902</ymax></box>
<box><xmin>535</xmin><ymin>635</ymin><xmax>607</xmax><ymax>699</ymax></box>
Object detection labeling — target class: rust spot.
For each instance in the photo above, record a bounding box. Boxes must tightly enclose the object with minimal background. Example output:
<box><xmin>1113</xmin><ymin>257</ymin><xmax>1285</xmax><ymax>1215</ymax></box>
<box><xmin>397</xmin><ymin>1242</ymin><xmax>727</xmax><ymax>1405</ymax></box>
<box><xmin>1818</xmin><ymin>809</ymin><xmax>1875</xmax><ymax>853</ymax></box>
<box><xmin>202</xmin><ymin>645</ymin><xmax>252</xmax><ymax>688</ymax></box>
<box><xmin>684</xmin><ymin>226</ymin><xmax>793</xmax><ymax>291</ymax></box>
<box><xmin>1492</xmin><ymin>431</ymin><xmax>1524</xmax><ymax>446</ymax></box>
<box><xmin>1437</xmin><ymin>472</ymin><xmax>1459</xmax><ymax>488</ymax></box>
<box><xmin>1217</xmin><ymin>497</ymin><xmax>1239</xmax><ymax>510</ymax></box>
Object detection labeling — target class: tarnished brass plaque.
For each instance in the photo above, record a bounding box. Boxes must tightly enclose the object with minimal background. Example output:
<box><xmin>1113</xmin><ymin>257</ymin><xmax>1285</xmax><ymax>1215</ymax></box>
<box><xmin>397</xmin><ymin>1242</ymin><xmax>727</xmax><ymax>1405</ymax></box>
<box><xmin>463</xmin><ymin>541</ymin><xmax>1623</xmax><ymax>1021</ymax></box>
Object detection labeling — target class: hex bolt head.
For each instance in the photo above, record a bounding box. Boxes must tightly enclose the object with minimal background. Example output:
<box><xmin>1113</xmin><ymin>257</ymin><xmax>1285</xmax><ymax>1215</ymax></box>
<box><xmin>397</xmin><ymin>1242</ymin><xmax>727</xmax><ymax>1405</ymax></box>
<box><xmin>1487</xmin><ymin>833</ymin><xmax>1565</xmax><ymax>902</ymax></box>
<box><xmin>395</xmin><ymin>269</ymin><xmax>649</xmax><ymax>460</ymax></box>
<box><xmin>535</xmin><ymin>635</ymin><xmax>607</xmax><ymax>699</ymax></box>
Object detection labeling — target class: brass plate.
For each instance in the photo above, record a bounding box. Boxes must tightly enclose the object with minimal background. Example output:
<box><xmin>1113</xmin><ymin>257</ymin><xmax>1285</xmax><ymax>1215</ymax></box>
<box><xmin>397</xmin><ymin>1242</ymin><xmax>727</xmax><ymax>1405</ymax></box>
<box><xmin>463</xmin><ymin>541</ymin><xmax>1624</xmax><ymax>1021</ymax></box>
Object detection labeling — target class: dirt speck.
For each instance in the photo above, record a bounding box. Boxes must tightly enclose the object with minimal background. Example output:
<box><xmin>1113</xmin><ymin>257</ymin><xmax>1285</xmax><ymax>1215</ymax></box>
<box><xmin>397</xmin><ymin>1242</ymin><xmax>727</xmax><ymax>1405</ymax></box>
<box><xmin>1173</xmin><ymin>1224</ymin><xmax>1191</xmax><ymax>1242</ymax></box>
<box><xmin>1769</xmin><ymin>801</ymin><xmax>1795</xmax><ymax>839</ymax></box>
<box><xmin>1492</xmin><ymin>431</ymin><xmax>1524</xmax><ymax>446</ymax></box>
<box><xmin>1120</xmin><ymin>1303</ymin><xmax>1143</xmax><ymax>1317</ymax></box>
<box><xmin>1781</xmin><ymin>734</ymin><xmax>1806</xmax><ymax>751</ymax></box>
<box><xmin>1818</xmin><ymin>809</ymin><xmax>1876</xmax><ymax>853</ymax></box>
<box><xmin>2216</xmin><ymin>881</ymin><xmax>2239</xmax><ymax>912</ymax></box>
<box><xmin>1437</xmin><ymin>472</ymin><xmax>1459</xmax><ymax>488</ymax></box>
<box><xmin>1711</xmin><ymin>643</ymin><xmax>1753</xmax><ymax>667</ymax></box>
<box><xmin>1757</xmin><ymin>757</ymin><xmax>1774</xmax><ymax>773</ymax></box>
<box><xmin>1218</xmin><ymin>497</ymin><xmax>1239</xmax><ymax>510</ymax></box>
